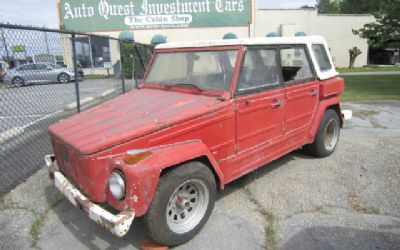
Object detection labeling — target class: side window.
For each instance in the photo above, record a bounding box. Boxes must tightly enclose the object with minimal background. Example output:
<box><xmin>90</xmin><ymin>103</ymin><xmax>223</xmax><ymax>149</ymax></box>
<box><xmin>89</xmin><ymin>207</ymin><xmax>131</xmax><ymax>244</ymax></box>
<box><xmin>36</xmin><ymin>64</ymin><xmax>48</xmax><ymax>70</ymax></box>
<box><xmin>238</xmin><ymin>48</ymin><xmax>280</xmax><ymax>94</ymax></box>
<box><xmin>312</xmin><ymin>44</ymin><xmax>332</xmax><ymax>71</ymax></box>
<box><xmin>19</xmin><ymin>64</ymin><xmax>36</xmax><ymax>70</ymax></box>
<box><xmin>280</xmin><ymin>46</ymin><xmax>314</xmax><ymax>84</ymax></box>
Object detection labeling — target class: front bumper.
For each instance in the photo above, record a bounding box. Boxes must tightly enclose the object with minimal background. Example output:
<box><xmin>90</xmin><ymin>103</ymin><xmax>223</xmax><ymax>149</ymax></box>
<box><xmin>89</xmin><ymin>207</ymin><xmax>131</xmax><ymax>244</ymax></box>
<box><xmin>45</xmin><ymin>155</ymin><xmax>135</xmax><ymax>237</ymax></box>
<box><xmin>3</xmin><ymin>74</ymin><xmax>12</xmax><ymax>84</ymax></box>
<box><xmin>342</xmin><ymin>110</ymin><xmax>353</xmax><ymax>120</ymax></box>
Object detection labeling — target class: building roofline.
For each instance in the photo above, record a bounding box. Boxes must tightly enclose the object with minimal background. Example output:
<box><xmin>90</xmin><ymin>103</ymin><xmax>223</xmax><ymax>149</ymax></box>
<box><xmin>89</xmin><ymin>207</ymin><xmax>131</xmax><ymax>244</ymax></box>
<box><xmin>318</xmin><ymin>14</ymin><xmax>373</xmax><ymax>17</ymax></box>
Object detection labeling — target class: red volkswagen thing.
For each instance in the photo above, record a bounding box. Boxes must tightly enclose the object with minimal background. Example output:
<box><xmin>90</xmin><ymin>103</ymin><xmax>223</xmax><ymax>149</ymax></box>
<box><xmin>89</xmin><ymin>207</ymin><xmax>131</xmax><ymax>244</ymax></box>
<box><xmin>45</xmin><ymin>36</ymin><xmax>350</xmax><ymax>246</ymax></box>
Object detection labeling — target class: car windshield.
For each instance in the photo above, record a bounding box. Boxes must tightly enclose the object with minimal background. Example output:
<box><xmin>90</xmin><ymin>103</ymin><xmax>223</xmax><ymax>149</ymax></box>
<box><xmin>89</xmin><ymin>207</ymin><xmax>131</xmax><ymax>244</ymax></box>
<box><xmin>145</xmin><ymin>50</ymin><xmax>239</xmax><ymax>91</ymax></box>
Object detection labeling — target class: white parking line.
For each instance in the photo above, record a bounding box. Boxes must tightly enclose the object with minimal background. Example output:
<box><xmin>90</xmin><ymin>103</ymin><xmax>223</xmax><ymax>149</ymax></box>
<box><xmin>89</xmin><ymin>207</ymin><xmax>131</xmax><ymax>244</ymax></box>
<box><xmin>21</xmin><ymin>110</ymin><xmax>63</xmax><ymax>129</ymax></box>
<box><xmin>1</xmin><ymin>88</ymin><xmax>119</xmax><ymax>144</ymax></box>
<box><xmin>0</xmin><ymin>110</ymin><xmax>63</xmax><ymax>145</ymax></box>
<box><xmin>0</xmin><ymin>114</ymin><xmax>49</xmax><ymax>119</ymax></box>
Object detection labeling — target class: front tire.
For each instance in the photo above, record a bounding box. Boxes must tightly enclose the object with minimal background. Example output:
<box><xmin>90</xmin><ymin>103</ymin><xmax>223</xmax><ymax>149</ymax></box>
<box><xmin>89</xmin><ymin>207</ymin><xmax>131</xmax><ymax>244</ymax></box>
<box><xmin>145</xmin><ymin>162</ymin><xmax>217</xmax><ymax>246</ymax></box>
<box><xmin>57</xmin><ymin>73</ymin><xmax>70</xmax><ymax>84</ymax></box>
<box><xmin>12</xmin><ymin>77</ymin><xmax>25</xmax><ymax>87</ymax></box>
<box><xmin>306</xmin><ymin>109</ymin><xmax>340</xmax><ymax>157</ymax></box>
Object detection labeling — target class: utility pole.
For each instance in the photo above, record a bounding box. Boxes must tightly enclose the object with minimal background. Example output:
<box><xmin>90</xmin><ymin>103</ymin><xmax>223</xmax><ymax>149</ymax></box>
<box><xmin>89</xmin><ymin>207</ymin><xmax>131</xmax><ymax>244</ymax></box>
<box><xmin>1</xmin><ymin>28</ymin><xmax>11</xmax><ymax>66</ymax></box>
<box><xmin>43</xmin><ymin>26</ymin><xmax>50</xmax><ymax>55</ymax></box>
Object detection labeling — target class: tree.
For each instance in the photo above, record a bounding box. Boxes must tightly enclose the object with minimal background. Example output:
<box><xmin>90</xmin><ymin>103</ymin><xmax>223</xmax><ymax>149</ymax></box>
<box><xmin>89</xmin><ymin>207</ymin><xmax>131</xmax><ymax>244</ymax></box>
<box><xmin>121</xmin><ymin>43</ymin><xmax>134</xmax><ymax>78</ymax></box>
<box><xmin>340</xmin><ymin>0</ymin><xmax>383</xmax><ymax>14</ymax></box>
<box><xmin>348</xmin><ymin>47</ymin><xmax>362</xmax><ymax>68</ymax></box>
<box><xmin>316</xmin><ymin>0</ymin><xmax>341</xmax><ymax>14</ymax></box>
<box><xmin>353</xmin><ymin>0</ymin><xmax>400</xmax><ymax>48</ymax></box>
<box><xmin>316</xmin><ymin>0</ymin><xmax>388</xmax><ymax>15</ymax></box>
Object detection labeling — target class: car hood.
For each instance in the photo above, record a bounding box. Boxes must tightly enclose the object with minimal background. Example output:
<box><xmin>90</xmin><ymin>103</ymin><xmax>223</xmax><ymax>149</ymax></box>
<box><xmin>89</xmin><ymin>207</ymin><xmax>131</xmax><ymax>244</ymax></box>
<box><xmin>49</xmin><ymin>88</ymin><xmax>225</xmax><ymax>155</ymax></box>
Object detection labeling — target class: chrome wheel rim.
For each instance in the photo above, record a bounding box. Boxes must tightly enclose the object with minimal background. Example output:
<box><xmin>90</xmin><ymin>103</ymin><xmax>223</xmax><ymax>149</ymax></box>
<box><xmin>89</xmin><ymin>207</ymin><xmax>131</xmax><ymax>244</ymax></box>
<box><xmin>13</xmin><ymin>77</ymin><xmax>23</xmax><ymax>86</ymax></box>
<box><xmin>59</xmin><ymin>74</ymin><xmax>69</xmax><ymax>83</ymax></box>
<box><xmin>166</xmin><ymin>179</ymin><xmax>209</xmax><ymax>234</ymax></box>
<box><xmin>324</xmin><ymin>119</ymin><xmax>339</xmax><ymax>151</ymax></box>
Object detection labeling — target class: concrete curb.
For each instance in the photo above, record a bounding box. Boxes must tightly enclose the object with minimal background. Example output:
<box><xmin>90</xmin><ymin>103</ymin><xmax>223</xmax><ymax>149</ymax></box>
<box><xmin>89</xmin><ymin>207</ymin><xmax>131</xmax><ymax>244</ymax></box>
<box><xmin>0</xmin><ymin>127</ymin><xmax>24</xmax><ymax>144</ymax></box>
<box><xmin>99</xmin><ymin>89</ymin><xmax>117</xmax><ymax>98</ymax></box>
<box><xmin>64</xmin><ymin>88</ymin><xmax>118</xmax><ymax>110</ymax></box>
<box><xmin>65</xmin><ymin>97</ymin><xmax>95</xmax><ymax>110</ymax></box>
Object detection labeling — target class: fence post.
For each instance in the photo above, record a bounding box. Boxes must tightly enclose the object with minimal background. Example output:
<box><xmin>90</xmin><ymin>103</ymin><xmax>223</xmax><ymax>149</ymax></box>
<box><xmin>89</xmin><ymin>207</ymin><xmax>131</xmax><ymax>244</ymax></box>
<box><xmin>0</xmin><ymin>28</ymin><xmax>11</xmax><ymax>67</ymax></box>
<box><xmin>119</xmin><ymin>40</ymin><xmax>126</xmax><ymax>93</ymax></box>
<box><xmin>71</xmin><ymin>33</ymin><xmax>81</xmax><ymax>113</ymax></box>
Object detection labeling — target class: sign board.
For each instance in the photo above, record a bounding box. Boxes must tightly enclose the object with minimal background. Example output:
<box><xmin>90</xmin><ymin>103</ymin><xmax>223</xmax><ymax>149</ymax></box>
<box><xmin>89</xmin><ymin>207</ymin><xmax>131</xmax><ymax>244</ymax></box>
<box><xmin>59</xmin><ymin>0</ymin><xmax>251</xmax><ymax>32</ymax></box>
<box><xmin>55</xmin><ymin>55</ymin><xmax>64</xmax><ymax>61</ymax></box>
<box><xmin>103</xmin><ymin>62</ymin><xmax>112</xmax><ymax>68</ymax></box>
<box><xmin>11</xmin><ymin>45</ymin><xmax>26</xmax><ymax>53</ymax></box>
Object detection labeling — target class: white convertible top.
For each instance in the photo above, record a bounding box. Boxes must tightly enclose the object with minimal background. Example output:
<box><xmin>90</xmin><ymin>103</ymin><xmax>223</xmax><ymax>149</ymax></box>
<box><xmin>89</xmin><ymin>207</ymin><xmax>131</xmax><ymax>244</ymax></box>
<box><xmin>156</xmin><ymin>36</ymin><xmax>338</xmax><ymax>81</ymax></box>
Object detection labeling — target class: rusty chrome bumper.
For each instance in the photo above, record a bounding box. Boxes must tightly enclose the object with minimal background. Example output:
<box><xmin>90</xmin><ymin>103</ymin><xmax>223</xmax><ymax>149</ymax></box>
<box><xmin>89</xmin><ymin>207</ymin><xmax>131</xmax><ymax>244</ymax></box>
<box><xmin>44</xmin><ymin>154</ymin><xmax>135</xmax><ymax>237</ymax></box>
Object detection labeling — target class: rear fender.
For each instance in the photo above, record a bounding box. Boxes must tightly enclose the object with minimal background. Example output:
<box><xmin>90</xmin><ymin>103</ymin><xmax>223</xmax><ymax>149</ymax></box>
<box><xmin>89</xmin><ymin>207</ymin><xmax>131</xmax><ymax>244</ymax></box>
<box><xmin>309</xmin><ymin>97</ymin><xmax>342</xmax><ymax>142</ymax></box>
<box><xmin>108</xmin><ymin>140</ymin><xmax>224</xmax><ymax>216</ymax></box>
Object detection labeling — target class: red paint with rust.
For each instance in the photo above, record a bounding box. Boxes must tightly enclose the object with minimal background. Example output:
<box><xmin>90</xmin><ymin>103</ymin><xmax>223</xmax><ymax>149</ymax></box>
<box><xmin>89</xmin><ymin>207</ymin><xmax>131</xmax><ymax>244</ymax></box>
<box><xmin>48</xmin><ymin>45</ymin><xmax>344</xmax><ymax>217</ymax></box>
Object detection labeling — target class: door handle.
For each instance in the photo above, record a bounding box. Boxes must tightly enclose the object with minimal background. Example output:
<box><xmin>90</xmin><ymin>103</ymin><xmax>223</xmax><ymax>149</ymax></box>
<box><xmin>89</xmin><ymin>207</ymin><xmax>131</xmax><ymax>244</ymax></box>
<box><xmin>245</xmin><ymin>99</ymin><xmax>256</xmax><ymax>106</ymax></box>
<box><xmin>270</xmin><ymin>100</ymin><xmax>283</xmax><ymax>108</ymax></box>
<box><xmin>310</xmin><ymin>90</ymin><xmax>319</xmax><ymax>96</ymax></box>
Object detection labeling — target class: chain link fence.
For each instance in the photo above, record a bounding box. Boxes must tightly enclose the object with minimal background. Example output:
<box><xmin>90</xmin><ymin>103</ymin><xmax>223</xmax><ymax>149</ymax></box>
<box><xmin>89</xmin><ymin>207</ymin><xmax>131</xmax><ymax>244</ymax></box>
<box><xmin>0</xmin><ymin>24</ymin><xmax>153</xmax><ymax>195</ymax></box>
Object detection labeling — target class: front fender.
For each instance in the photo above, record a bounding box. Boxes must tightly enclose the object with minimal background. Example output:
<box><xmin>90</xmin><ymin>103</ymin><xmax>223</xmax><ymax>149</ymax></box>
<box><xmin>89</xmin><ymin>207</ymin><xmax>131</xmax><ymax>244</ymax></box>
<box><xmin>309</xmin><ymin>97</ymin><xmax>342</xmax><ymax>142</ymax></box>
<box><xmin>107</xmin><ymin>140</ymin><xmax>224</xmax><ymax>216</ymax></box>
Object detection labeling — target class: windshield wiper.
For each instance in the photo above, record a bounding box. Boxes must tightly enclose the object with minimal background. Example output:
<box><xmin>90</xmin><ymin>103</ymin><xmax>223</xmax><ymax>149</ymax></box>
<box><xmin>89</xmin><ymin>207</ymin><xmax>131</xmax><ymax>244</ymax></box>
<box><xmin>170</xmin><ymin>83</ymin><xmax>203</xmax><ymax>92</ymax></box>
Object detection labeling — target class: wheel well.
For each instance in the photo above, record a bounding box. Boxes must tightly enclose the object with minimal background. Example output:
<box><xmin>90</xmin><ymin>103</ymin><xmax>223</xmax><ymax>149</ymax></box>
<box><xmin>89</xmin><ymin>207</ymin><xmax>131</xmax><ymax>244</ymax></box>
<box><xmin>13</xmin><ymin>76</ymin><xmax>23</xmax><ymax>81</ymax></box>
<box><xmin>327</xmin><ymin>104</ymin><xmax>343</xmax><ymax>127</ymax></box>
<box><xmin>159</xmin><ymin>156</ymin><xmax>221</xmax><ymax>189</ymax></box>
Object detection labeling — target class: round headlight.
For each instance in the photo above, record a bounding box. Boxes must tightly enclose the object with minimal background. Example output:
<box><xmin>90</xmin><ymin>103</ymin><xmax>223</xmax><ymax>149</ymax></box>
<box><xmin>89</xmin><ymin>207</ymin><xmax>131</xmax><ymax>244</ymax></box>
<box><xmin>108</xmin><ymin>171</ymin><xmax>125</xmax><ymax>200</ymax></box>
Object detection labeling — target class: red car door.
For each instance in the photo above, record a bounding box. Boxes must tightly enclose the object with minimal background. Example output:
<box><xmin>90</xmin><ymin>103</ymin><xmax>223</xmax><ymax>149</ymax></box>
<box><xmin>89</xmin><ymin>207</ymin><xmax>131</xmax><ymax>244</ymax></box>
<box><xmin>280</xmin><ymin>45</ymin><xmax>319</xmax><ymax>137</ymax></box>
<box><xmin>230</xmin><ymin>47</ymin><xmax>285</xmax><ymax>179</ymax></box>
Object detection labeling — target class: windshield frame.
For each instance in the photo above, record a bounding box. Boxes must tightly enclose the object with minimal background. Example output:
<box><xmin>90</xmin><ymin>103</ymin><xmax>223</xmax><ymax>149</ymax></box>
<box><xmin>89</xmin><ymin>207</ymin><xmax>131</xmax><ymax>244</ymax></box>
<box><xmin>141</xmin><ymin>45</ymin><xmax>244</xmax><ymax>97</ymax></box>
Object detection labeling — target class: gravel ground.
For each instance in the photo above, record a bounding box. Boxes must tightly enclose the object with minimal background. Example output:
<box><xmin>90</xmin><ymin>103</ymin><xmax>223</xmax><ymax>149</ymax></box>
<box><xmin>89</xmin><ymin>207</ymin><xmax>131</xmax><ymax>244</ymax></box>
<box><xmin>1</xmin><ymin>101</ymin><xmax>399</xmax><ymax>250</ymax></box>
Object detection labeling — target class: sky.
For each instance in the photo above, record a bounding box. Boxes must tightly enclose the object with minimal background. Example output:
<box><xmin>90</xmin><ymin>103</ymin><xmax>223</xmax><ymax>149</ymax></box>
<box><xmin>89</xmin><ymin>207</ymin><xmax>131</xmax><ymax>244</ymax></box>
<box><xmin>0</xmin><ymin>0</ymin><xmax>58</xmax><ymax>28</ymax></box>
<box><xmin>0</xmin><ymin>0</ymin><xmax>317</xmax><ymax>28</ymax></box>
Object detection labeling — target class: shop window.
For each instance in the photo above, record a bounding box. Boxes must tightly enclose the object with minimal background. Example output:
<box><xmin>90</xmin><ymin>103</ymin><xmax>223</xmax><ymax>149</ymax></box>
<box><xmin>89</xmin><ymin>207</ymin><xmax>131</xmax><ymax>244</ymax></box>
<box><xmin>312</xmin><ymin>44</ymin><xmax>332</xmax><ymax>72</ymax></box>
<box><xmin>280</xmin><ymin>46</ymin><xmax>314</xmax><ymax>84</ymax></box>
<box><xmin>90</xmin><ymin>37</ymin><xmax>111</xmax><ymax>68</ymax></box>
<box><xmin>75</xmin><ymin>36</ymin><xmax>110</xmax><ymax>68</ymax></box>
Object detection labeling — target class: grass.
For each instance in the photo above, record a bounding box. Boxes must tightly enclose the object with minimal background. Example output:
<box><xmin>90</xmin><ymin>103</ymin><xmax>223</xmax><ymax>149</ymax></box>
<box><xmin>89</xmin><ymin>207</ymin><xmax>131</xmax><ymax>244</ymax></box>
<box><xmin>244</xmin><ymin>188</ymin><xmax>277</xmax><ymax>250</ymax></box>
<box><xmin>30</xmin><ymin>209</ymin><xmax>49</xmax><ymax>247</ymax></box>
<box><xmin>347</xmin><ymin>193</ymin><xmax>381</xmax><ymax>215</ymax></box>
<box><xmin>338</xmin><ymin>66</ymin><xmax>400</xmax><ymax>73</ymax></box>
<box><xmin>84</xmin><ymin>74</ymin><xmax>110</xmax><ymax>79</ymax></box>
<box><xmin>341</xmin><ymin>75</ymin><xmax>400</xmax><ymax>101</ymax></box>
<box><xmin>29</xmin><ymin>199</ymin><xmax>63</xmax><ymax>248</ymax></box>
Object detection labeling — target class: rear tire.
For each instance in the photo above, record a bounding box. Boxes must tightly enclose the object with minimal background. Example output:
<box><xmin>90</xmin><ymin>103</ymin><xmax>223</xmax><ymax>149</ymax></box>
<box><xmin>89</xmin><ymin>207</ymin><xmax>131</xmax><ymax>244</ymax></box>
<box><xmin>306</xmin><ymin>109</ymin><xmax>340</xmax><ymax>157</ymax></box>
<box><xmin>144</xmin><ymin>162</ymin><xmax>216</xmax><ymax>246</ymax></box>
<box><xmin>12</xmin><ymin>77</ymin><xmax>25</xmax><ymax>87</ymax></box>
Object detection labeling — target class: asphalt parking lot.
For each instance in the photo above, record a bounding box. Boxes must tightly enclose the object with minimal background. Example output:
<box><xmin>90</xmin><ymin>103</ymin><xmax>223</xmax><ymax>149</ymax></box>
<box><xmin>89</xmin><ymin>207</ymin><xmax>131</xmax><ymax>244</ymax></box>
<box><xmin>1</xmin><ymin>101</ymin><xmax>399</xmax><ymax>250</ymax></box>
<box><xmin>0</xmin><ymin>78</ymin><xmax>133</xmax><ymax>194</ymax></box>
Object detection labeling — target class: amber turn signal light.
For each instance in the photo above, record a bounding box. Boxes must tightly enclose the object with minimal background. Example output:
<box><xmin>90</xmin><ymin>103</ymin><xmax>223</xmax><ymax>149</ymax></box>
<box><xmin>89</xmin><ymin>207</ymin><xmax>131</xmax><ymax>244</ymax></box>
<box><xmin>124</xmin><ymin>150</ymin><xmax>152</xmax><ymax>165</ymax></box>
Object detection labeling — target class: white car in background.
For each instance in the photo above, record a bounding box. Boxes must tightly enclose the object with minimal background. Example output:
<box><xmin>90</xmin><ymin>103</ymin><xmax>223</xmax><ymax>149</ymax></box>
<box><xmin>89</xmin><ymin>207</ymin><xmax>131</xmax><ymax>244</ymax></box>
<box><xmin>4</xmin><ymin>63</ymin><xmax>76</xmax><ymax>87</ymax></box>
